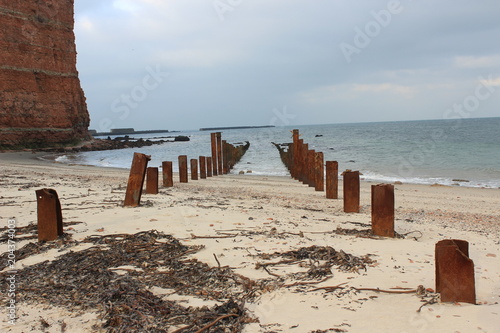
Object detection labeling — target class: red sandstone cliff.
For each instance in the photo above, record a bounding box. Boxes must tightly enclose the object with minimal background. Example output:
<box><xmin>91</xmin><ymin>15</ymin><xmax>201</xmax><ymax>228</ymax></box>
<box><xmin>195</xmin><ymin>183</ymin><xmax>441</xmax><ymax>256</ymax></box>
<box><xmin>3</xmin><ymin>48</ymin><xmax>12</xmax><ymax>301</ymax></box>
<box><xmin>0</xmin><ymin>0</ymin><xmax>90</xmax><ymax>149</ymax></box>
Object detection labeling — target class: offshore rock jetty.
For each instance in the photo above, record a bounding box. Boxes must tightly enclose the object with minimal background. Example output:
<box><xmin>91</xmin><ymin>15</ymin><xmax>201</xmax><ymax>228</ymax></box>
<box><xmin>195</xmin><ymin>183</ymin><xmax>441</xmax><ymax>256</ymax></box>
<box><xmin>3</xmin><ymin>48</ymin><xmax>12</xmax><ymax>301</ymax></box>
<box><xmin>28</xmin><ymin>135</ymin><xmax>190</xmax><ymax>154</ymax></box>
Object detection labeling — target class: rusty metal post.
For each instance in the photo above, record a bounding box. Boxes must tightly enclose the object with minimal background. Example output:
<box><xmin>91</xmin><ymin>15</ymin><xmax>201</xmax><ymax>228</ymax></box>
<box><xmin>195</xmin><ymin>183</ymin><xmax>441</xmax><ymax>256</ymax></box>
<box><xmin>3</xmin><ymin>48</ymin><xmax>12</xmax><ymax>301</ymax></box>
<box><xmin>287</xmin><ymin>143</ymin><xmax>294</xmax><ymax>175</ymax></box>
<box><xmin>36</xmin><ymin>188</ymin><xmax>63</xmax><ymax>242</ymax></box>
<box><xmin>211</xmin><ymin>133</ymin><xmax>218</xmax><ymax>176</ymax></box>
<box><xmin>343</xmin><ymin>170</ymin><xmax>360</xmax><ymax>213</ymax></box>
<box><xmin>216</xmin><ymin>132</ymin><xmax>223</xmax><ymax>175</ymax></box>
<box><xmin>207</xmin><ymin>156</ymin><xmax>213</xmax><ymax>177</ymax></box>
<box><xmin>227</xmin><ymin>142</ymin><xmax>234</xmax><ymax>172</ymax></box>
<box><xmin>145</xmin><ymin>167</ymin><xmax>159</xmax><ymax>194</ymax></box>
<box><xmin>124</xmin><ymin>152</ymin><xmax>151</xmax><ymax>207</ymax></box>
<box><xmin>228</xmin><ymin>142</ymin><xmax>234</xmax><ymax>173</ymax></box>
<box><xmin>301</xmin><ymin>143</ymin><xmax>309</xmax><ymax>184</ymax></box>
<box><xmin>228</xmin><ymin>143</ymin><xmax>236</xmax><ymax>171</ymax></box>
<box><xmin>178</xmin><ymin>155</ymin><xmax>188</xmax><ymax>183</ymax></box>
<box><xmin>222</xmin><ymin>140</ymin><xmax>228</xmax><ymax>174</ymax></box>
<box><xmin>308</xmin><ymin>149</ymin><xmax>316</xmax><ymax>188</ymax></box>
<box><xmin>292</xmin><ymin>129</ymin><xmax>300</xmax><ymax>179</ymax></box>
<box><xmin>199</xmin><ymin>156</ymin><xmax>207</xmax><ymax>179</ymax></box>
<box><xmin>297</xmin><ymin>139</ymin><xmax>304</xmax><ymax>182</ymax></box>
<box><xmin>315</xmin><ymin>152</ymin><xmax>324</xmax><ymax>191</ymax></box>
<box><xmin>371</xmin><ymin>184</ymin><xmax>394</xmax><ymax>237</ymax></box>
<box><xmin>190</xmin><ymin>159</ymin><xmax>198</xmax><ymax>180</ymax></box>
<box><xmin>435</xmin><ymin>239</ymin><xmax>476</xmax><ymax>304</ymax></box>
<box><xmin>162</xmin><ymin>161</ymin><xmax>173</xmax><ymax>187</ymax></box>
<box><xmin>326</xmin><ymin>161</ymin><xmax>338</xmax><ymax>199</ymax></box>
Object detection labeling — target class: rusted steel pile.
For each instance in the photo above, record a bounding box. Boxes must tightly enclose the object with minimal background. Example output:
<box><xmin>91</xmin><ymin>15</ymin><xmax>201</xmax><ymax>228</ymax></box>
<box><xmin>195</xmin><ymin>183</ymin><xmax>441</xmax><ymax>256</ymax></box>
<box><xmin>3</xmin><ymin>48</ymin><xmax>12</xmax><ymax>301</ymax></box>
<box><xmin>435</xmin><ymin>239</ymin><xmax>476</xmax><ymax>304</ymax></box>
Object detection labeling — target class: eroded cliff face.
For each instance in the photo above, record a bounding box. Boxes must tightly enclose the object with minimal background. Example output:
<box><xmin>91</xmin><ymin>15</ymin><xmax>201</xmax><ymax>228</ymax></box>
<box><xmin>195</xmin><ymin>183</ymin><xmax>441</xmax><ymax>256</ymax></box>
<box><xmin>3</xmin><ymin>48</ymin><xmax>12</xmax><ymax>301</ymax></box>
<box><xmin>0</xmin><ymin>0</ymin><xmax>90</xmax><ymax>149</ymax></box>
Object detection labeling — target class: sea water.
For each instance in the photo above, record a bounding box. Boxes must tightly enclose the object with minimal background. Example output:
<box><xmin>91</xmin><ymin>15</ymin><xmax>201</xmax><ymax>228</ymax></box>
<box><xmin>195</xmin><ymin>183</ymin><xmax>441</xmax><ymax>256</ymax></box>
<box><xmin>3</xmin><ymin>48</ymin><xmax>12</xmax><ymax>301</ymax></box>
<box><xmin>52</xmin><ymin>117</ymin><xmax>500</xmax><ymax>188</ymax></box>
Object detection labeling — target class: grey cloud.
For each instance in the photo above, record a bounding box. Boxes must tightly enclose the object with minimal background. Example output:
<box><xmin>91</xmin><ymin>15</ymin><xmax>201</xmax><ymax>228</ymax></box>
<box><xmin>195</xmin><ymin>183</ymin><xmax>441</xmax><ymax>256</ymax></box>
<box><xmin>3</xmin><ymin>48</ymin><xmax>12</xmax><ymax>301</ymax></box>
<box><xmin>74</xmin><ymin>0</ymin><xmax>500</xmax><ymax>130</ymax></box>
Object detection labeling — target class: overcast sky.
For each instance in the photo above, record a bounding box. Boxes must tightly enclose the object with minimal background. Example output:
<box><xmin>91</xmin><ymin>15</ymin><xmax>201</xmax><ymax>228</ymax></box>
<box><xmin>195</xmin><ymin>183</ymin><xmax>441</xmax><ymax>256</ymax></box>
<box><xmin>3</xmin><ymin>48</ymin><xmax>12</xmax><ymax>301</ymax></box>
<box><xmin>74</xmin><ymin>0</ymin><xmax>500</xmax><ymax>132</ymax></box>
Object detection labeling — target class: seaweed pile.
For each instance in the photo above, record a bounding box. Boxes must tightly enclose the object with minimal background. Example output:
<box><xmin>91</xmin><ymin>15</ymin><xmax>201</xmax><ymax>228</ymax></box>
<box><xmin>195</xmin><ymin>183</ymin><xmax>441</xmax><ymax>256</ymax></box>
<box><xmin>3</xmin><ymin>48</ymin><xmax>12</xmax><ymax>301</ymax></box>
<box><xmin>332</xmin><ymin>226</ymin><xmax>406</xmax><ymax>239</ymax></box>
<box><xmin>0</xmin><ymin>230</ymin><xmax>253</xmax><ymax>332</ymax></box>
<box><xmin>0</xmin><ymin>234</ymin><xmax>76</xmax><ymax>272</ymax></box>
<box><xmin>258</xmin><ymin>245</ymin><xmax>375</xmax><ymax>276</ymax></box>
<box><xmin>0</xmin><ymin>221</ymin><xmax>85</xmax><ymax>244</ymax></box>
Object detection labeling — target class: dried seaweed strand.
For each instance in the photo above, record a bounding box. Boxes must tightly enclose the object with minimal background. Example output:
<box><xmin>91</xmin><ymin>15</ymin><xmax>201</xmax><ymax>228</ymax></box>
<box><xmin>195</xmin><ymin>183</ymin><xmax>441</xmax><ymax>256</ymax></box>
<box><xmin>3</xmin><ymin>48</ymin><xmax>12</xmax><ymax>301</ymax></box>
<box><xmin>190</xmin><ymin>233</ymin><xmax>238</xmax><ymax>239</ymax></box>
<box><xmin>262</xmin><ymin>266</ymin><xmax>281</xmax><ymax>277</ymax></box>
<box><xmin>355</xmin><ymin>287</ymin><xmax>418</xmax><ymax>294</ymax></box>
<box><xmin>194</xmin><ymin>314</ymin><xmax>239</xmax><ymax>333</ymax></box>
<box><xmin>309</xmin><ymin>282</ymin><xmax>348</xmax><ymax>292</ymax></box>
<box><xmin>284</xmin><ymin>276</ymin><xmax>332</xmax><ymax>288</ymax></box>
<box><xmin>310</xmin><ymin>284</ymin><xmax>425</xmax><ymax>295</ymax></box>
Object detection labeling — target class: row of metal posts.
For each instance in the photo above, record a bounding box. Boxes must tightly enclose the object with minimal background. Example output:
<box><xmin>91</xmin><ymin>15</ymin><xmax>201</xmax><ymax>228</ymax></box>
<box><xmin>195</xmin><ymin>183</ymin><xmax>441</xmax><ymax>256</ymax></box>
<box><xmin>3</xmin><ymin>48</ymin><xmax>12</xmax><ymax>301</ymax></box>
<box><xmin>33</xmin><ymin>128</ymin><xmax>476</xmax><ymax>304</ymax></box>
<box><xmin>124</xmin><ymin>132</ymin><xmax>250</xmax><ymax>207</ymax></box>
<box><xmin>284</xmin><ymin>131</ymin><xmax>399</xmax><ymax>238</ymax></box>
<box><xmin>276</xmin><ymin>130</ymin><xmax>397</xmax><ymax>238</ymax></box>
<box><xmin>35</xmin><ymin>131</ymin><xmax>249</xmax><ymax>241</ymax></box>
<box><xmin>274</xmin><ymin>129</ymin><xmax>477</xmax><ymax>303</ymax></box>
<box><xmin>177</xmin><ymin>134</ymin><xmax>250</xmax><ymax>183</ymax></box>
<box><xmin>274</xmin><ymin>132</ymin><xmax>387</xmax><ymax>233</ymax></box>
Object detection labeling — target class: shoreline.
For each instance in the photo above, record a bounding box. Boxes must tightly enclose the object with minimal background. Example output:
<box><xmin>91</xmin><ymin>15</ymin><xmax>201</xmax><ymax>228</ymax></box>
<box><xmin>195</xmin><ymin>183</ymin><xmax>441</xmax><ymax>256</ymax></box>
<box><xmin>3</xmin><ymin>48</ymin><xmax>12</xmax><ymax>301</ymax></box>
<box><xmin>0</xmin><ymin>152</ymin><xmax>499</xmax><ymax>332</ymax></box>
<box><xmin>1</xmin><ymin>151</ymin><xmax>499</xmax><ymax>219</ymax></box>
<box><xmin>5</xmin><ymin>149</ymin><xmax>500</xmax><ymax>189</ymax></box>
<box><xmin>2</xmin><ymin>150</ymin><xmax>500</xmax><ymax>189</ymax></box>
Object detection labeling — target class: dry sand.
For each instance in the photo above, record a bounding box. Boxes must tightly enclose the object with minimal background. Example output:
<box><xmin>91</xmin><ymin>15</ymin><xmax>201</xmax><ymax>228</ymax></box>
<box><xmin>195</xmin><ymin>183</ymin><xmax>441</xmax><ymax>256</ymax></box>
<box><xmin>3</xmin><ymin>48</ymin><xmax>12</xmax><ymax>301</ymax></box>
<box><xmin>0</xmin><ymin>152</ymin><xmax>499</xmax><ymax>332</ymax></box>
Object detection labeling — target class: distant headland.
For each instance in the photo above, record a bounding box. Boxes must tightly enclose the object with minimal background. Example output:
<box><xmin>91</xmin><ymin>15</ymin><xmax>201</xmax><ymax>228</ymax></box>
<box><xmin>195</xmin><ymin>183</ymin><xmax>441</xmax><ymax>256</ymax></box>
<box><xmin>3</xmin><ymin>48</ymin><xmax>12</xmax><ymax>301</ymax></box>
<box><xmin>199</xmin><ymin>125</ymin><xmax>275</xmax><ymax>131</ymax></box>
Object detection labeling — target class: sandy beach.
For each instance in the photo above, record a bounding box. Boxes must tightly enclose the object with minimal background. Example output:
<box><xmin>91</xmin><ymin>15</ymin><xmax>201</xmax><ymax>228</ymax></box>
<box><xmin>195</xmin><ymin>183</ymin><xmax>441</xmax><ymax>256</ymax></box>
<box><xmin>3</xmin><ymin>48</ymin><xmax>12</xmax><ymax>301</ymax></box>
<box><xmin>0</xmin><ymin>152</ymin><xmax>499</xmax><ymax>333</ymax></box>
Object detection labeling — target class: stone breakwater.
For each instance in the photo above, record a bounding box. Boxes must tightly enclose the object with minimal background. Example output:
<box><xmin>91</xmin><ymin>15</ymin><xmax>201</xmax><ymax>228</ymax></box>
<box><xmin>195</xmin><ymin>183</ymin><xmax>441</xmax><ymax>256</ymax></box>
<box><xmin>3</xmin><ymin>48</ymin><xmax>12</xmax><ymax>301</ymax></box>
<box><xmin>0</xmin><ymin>0</ymin><xmax>90</xmax><ymax>149</ymax></box>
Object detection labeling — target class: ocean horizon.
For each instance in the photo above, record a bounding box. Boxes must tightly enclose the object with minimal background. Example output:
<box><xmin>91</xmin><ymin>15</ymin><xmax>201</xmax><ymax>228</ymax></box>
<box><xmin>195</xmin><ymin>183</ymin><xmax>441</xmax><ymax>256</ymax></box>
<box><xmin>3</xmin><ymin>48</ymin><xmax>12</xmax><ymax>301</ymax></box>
<box><xmin>51</xmin><ymin>117</ymin><xmax>500</xmax><ymax>188</ymax></box>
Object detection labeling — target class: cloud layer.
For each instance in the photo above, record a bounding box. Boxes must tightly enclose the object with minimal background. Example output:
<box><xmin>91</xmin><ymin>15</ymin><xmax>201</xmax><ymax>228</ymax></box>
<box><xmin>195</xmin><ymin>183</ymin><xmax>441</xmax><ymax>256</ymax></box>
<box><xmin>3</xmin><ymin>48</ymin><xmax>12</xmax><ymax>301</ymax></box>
<box><xmin>74</xmin><ymin>0</ymin><xmax>500</xmax><ymax>131</ymax></box>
